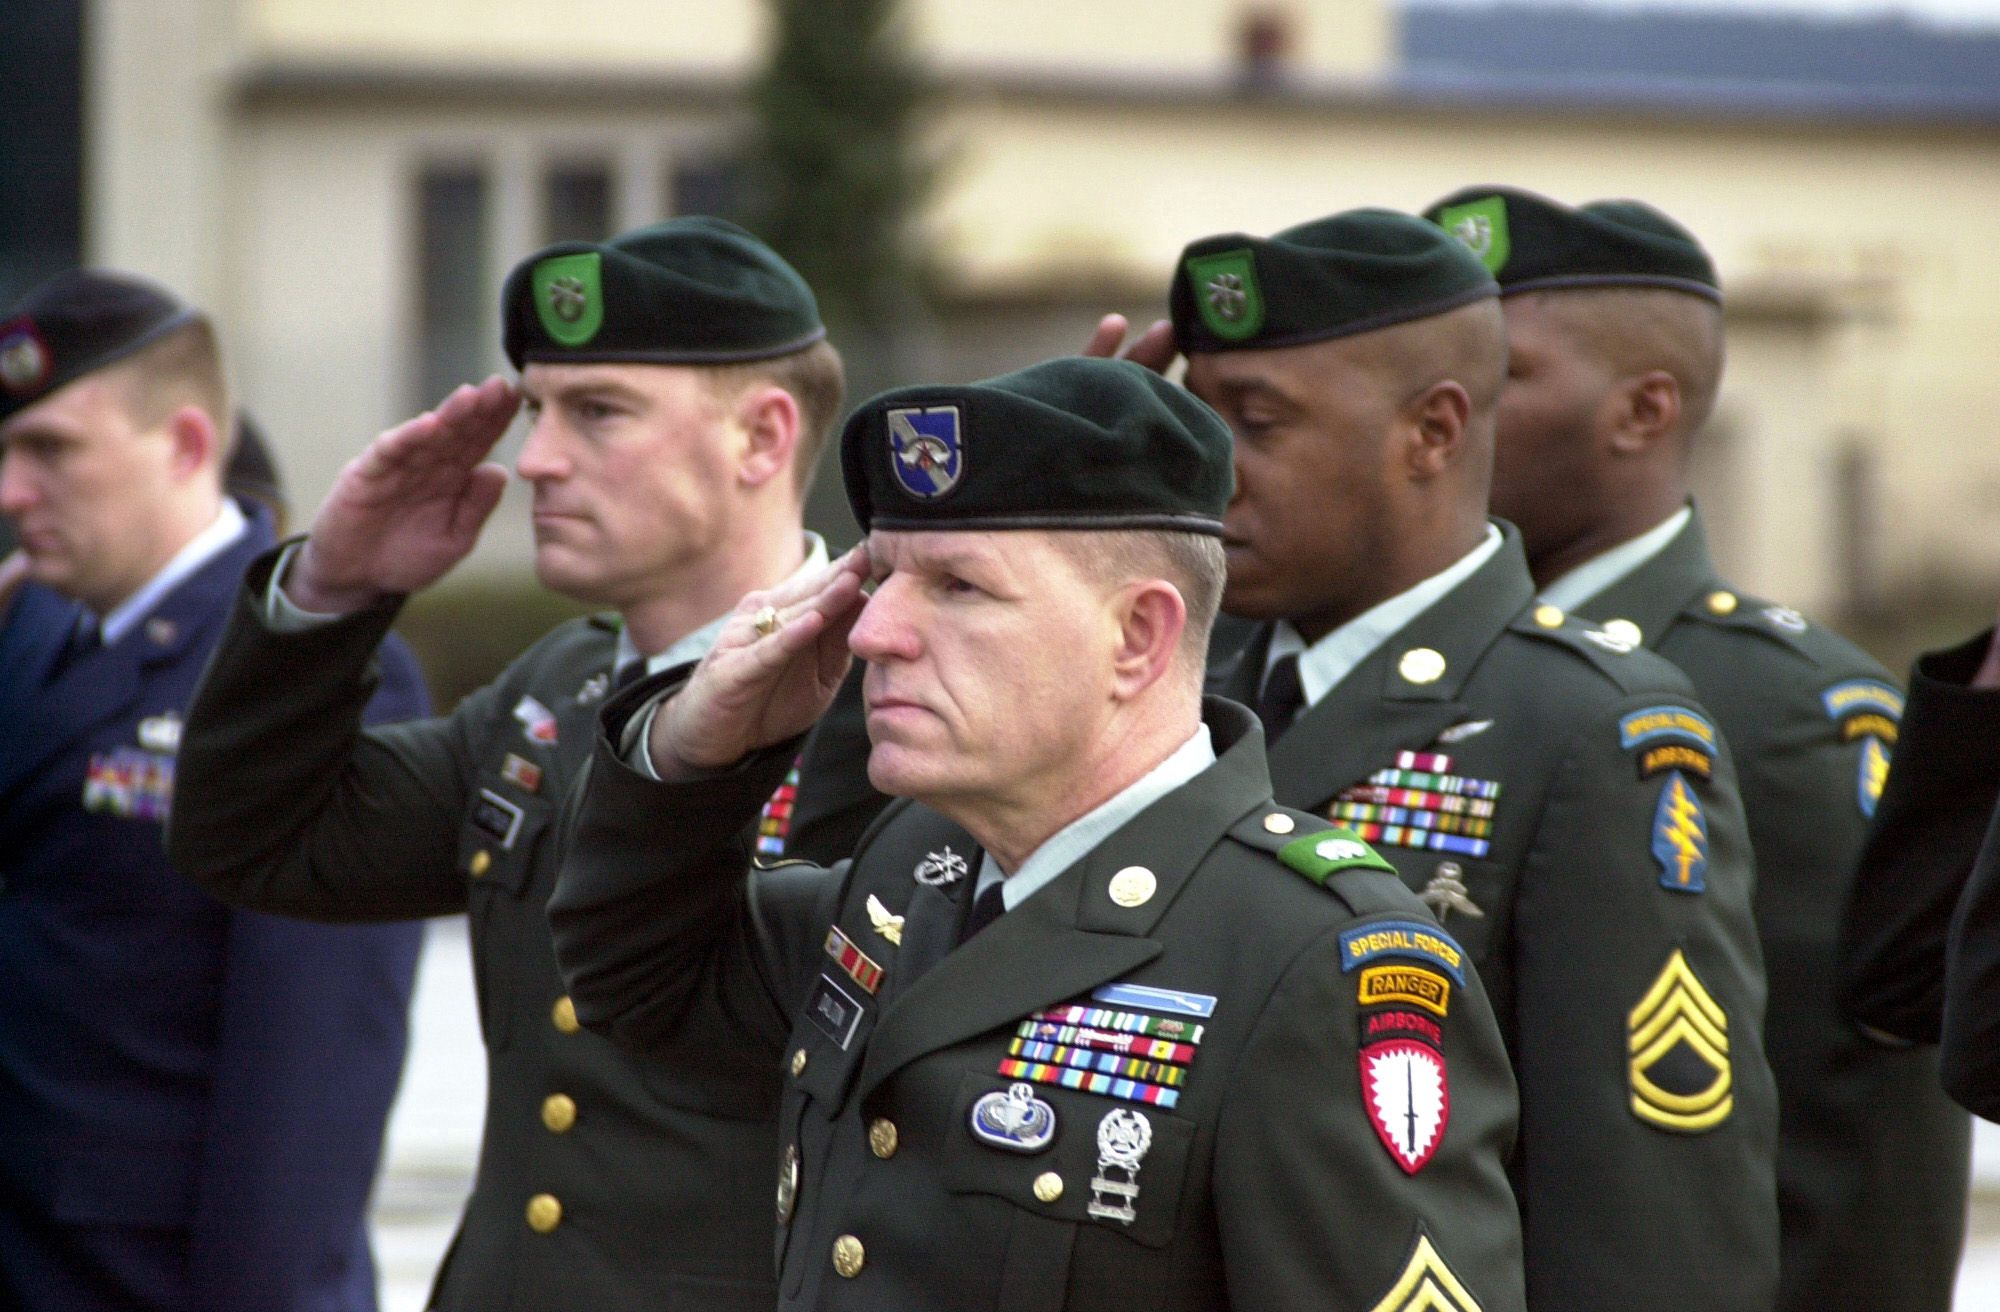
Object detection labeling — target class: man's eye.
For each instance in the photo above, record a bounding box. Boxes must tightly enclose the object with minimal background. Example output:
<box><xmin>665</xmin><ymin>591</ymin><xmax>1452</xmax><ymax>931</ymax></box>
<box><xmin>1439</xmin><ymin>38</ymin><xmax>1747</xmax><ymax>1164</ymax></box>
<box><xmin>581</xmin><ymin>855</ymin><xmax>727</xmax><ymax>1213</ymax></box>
<box><xmin>940</xmin><ymin>574</ymin><xmax>978</xmax><ymax>596</ymax></box>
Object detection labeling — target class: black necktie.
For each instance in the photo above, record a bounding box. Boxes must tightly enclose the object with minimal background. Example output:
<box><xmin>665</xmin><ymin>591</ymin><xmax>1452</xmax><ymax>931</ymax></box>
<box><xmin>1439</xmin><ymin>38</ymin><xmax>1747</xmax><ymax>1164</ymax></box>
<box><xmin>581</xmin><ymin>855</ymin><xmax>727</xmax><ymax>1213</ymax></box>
<box><xmin>958</xmin><ymin>881</ymin><xmax>1006</xmax><ymax>945</ymax></box>
<box><xmin>45</xmin><ymin>610</ymin><xmax>99</xmax><ymax>684</ymax></box>
<box><xmin>611</xmin><ymin>660</ymin><xmax>646</xmax><ymax>693</ymax></box>
<box><xmin>1255</xmin><ymin>651</ymin><xmax>1305</xmax><ymax>746</ymax></box>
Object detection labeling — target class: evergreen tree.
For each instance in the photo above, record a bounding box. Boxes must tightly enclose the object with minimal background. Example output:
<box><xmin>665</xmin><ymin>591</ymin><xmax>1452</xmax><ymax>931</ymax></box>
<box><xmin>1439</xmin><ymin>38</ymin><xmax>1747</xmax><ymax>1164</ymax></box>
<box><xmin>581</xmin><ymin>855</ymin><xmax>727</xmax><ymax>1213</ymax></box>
<box><xmin>746</xmin><ymin>0</ymin><xmax>932</xmax><ymax>351</ymax></box>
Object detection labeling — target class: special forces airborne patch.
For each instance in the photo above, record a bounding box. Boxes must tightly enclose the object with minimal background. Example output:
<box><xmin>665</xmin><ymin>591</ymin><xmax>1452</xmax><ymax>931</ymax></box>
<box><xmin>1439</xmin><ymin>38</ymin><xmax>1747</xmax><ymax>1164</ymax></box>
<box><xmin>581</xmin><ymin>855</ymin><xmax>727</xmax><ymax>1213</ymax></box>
<box><xmin>1823</xmin><ymin>679</ymin><xmax>1901</xmax><ymax>818</ymax></box>
<box><xmin>1367</xmin><ymin>1230</ymin><xmax>1484</xmax><ymax>1312</ymax></box>
<box><xmin>1628</xmin><ymin>949</ymin><xmax>1732</xmax><ymax>1133</ymax></box>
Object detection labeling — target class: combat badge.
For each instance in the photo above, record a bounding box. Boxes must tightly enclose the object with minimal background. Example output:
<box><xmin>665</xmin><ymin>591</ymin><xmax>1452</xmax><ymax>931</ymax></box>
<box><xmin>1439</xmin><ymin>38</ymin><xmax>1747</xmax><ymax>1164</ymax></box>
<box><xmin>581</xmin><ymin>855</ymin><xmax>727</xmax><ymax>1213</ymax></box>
<box><xmin>969</xmin><ymin>1082</ymin><xmax>1057</xmax><ymax>1153</ymax></box>
<box><xmin>887</xmin><ymin>406</ymin><xmax>963</xmax><ymax>499</ymax></box>
<box><xmin>1366</xmin><ymin>1231</ymin><xmax>1484</xmax><ymax>1312</ymax></box>
<box><xmin>915</xmin><ymin>846</ymin><xmax>968</xmax><ymax>887</ymax></box>
<box><xmin>1650</xmin><ymin>772</ymin><xmax>1709</xmax><ymax>894</ymax></box>
<box><xmin>1086</xmin><ymin>1108</ymin><xmax>1153</xmax><ymax>1224</ymax></box>
<box><xmin>1628</xmin><ymin>948</ymin><xmax>1733</xmax><ymax>1133</ymax></box>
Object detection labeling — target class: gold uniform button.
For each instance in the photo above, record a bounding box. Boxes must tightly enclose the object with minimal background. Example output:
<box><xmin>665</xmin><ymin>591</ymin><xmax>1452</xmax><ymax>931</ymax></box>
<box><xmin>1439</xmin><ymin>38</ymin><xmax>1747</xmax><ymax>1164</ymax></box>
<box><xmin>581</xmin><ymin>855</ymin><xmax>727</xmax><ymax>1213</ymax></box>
<box><xmin>791</xmin><ymin>1048</ymin><xmax>809</xmax><ymax>1078</ymax></box>
<box><xmin>1707</xmin><ymin>590</ymin><xmax>1739</xmax><ymax>615</ymax></box>
<box><xmin>868</xmin><ymin>1118</ymin><xmax>899</xmax><ymax>1159</ymax></box>
<box><xmin>832</xmin><ymin>1234</ymin><xmax>865</xmax><ymax>1278</ymax></box>
<box><xmin>541</xmin><ymin>1093</ymin><xmax>577</xmax><ymax>1133</ymax></box>
<box><xmin>551</xmin><ymin>996</ymin><xmax>580</xmax><ymax>1033</ymax></box>
<box><xmin>1262</xmin><ymin>812</ymin><xmax>1295</xmax><ymax>835</ymax></box>
<box><xmin>1033</xmin><ymin>1172</ymin><xmax>1064</xmax><ymax>1203</ymax></box>
<box><xmin>469</xmin><ymin>850</ymin><xmax>492</xmax><ymax>878</ymax></box>
<box><xmin>1601</xmin><ymin>618</ymin><xmax>1644</xmax><ymax>649</ymax></box>
<box><xmin>1399</xmin><ymin>647</ymin><xmax>1447</xmax><ymax>685</ymax></box>
<box><xmin>1533</xmin><ymin>604</ymin><xmax>1565</xmax><ymax>629</ymax></box>
<box><xmin>525</xmin><ymin>1193</ymin><xmax>562</xmax><ymax>1233</ymax></box>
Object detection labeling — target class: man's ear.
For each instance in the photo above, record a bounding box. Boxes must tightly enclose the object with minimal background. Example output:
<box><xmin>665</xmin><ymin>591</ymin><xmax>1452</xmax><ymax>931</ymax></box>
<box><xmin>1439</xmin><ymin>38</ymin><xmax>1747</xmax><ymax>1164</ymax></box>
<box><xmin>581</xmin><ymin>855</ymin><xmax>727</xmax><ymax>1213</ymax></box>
<box><xmin>736</xmin><ymin>385</ymin><xmax>802</xmax><ymax>490</ymax></box>
<box><xmin>1110</xmin><ymin>579</ymin><xmax>1189</xmax><ymax>702</ymax></box>
<box><xmin>166</xmin><ymin>406</ymin><xmax>221</xmax><ymax>482</ymax></box>
<box><xmin>1404</xmin><ymin>380</ymin><xmax>1471</xmax><ymax>480</ymax></box>
<box><xmin>1608</xmin><ymin>371</ymin><xmax>1682</xmax><ymax>456</ymax></box>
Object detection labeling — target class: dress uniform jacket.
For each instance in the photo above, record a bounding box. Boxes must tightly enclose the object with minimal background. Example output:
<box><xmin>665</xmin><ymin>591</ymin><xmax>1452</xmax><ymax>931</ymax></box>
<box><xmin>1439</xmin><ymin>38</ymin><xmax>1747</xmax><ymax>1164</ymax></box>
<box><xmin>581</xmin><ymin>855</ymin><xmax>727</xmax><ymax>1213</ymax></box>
<box><xmin>1838</xmin><ymin>629</ymin><xmax>2000</xmax><ymax>1043</ymax></box>
<box><xmin>1567</xmin><ymin>510</ymin><xmax>1967</xmax><ymax>1312</ymax></box>
<box><xmin>0</xmin><ymin>506</ymin><xmax>428</xmax><ymax>1312</ymax></box>
<box><xmin>1206</xmin><ymin>528</ymin><xmax>1779</xmax><ymax>1312</ymax></box>
<box><xmin>165</xmin><ymin>547</ymin><xmax>778</xmax><ymax>1312</ymax></box>
<box><xmin>551</xmin><ymin>689</ymin><xmax>1527</xmax><ymax>1312</ymax></box>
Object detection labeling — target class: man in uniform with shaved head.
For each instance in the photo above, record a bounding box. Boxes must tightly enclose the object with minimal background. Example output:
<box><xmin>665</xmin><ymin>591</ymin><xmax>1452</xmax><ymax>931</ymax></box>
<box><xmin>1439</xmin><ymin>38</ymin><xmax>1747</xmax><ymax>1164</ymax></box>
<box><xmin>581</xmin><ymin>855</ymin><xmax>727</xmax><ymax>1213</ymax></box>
<box><xmin>1423</xmin><ymin>185</ymin><xmax>1968</xmax><ymax>1312</ymax></box>
<box><xmin>1155</xmin><ymin>207</ymin><xmax>1780</xmax><ymax>1310</ymax></box>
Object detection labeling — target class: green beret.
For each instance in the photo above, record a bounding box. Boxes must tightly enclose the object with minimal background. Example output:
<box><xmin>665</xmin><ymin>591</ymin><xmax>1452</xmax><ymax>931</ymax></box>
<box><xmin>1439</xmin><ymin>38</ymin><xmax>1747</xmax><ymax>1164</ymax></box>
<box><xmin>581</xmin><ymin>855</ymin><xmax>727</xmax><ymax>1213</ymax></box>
<box><xmin>0</xmin><ymin>269</ymin><xmax>200</xmax><ymax>423</ymax></box>
<box><xmin>1171</xmin><ymin>208</ymin><xmax>1498</xmax><ymax>355</ymax></box>
<box><xmin>1423</xmin><ymin>186</ymin><xmax>1721</xmax><ymax>302</ymax></box>
<box><xmin>842</xmin><ymin>357</ymin><xmax>1232</xmax><ymax>536</ymax></box>
<box><xmin>501</xmin><ymin>216</ymin><xmax>824</xmax><ymax>369</ymax></box>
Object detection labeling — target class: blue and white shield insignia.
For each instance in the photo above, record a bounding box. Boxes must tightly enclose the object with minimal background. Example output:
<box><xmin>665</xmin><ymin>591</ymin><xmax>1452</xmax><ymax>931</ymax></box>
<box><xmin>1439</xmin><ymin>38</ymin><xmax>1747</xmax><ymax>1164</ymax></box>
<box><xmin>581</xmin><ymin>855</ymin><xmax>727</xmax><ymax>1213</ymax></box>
<box><xmin>969</xmin><ymin>1081</ymin><xmax>1057</xmax><ymax>1153</ymax></box>
<box><xmin>887</xmin><ymin>405</ymin><xmax>963</xmax><ymax>499</ymax></box>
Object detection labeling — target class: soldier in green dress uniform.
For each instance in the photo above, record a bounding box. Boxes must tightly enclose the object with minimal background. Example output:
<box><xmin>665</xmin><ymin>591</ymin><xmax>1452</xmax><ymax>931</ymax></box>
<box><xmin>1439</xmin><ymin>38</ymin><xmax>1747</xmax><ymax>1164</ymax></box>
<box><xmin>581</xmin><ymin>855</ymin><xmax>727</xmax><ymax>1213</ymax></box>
<box><xmin>551</xmin><ymin>357</ymin><xmax>1529</xmax><ymax>1312</ymax></box>
<box><xmin>1420</xmin><ymin>185</ymin><xmax>1970</xmax><ymax>1312</ymax></box>
<box><xmin>1162</xmin><ymin>208</ymin><xmax>1779</xmax><ymax>1312</ymax></box>
<box><xmin>166</xmin><ymin>217</ymin><xmax>844</xmax><ymax>1312</ymax></box>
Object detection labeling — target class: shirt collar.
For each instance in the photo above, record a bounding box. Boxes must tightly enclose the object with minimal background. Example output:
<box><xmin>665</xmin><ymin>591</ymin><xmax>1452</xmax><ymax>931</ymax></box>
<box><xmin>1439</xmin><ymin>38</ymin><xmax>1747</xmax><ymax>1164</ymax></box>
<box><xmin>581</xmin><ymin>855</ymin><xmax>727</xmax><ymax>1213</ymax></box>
<box><xmin>1538</xmin><ymin>505</ymin><xmax>1693</xmax><ymax>613</ymax></box>
<box><xmin>1266</xmin><ymin>523</ymin><xmax>1504</xmax><ymax>708</ymax></box>
<box><xmin>973</xmin><ymin>722</ymin><xmax>1217</xmax><ymax>913</ymax></box>
<box><xmin>99</xmin><ymin>499</ymin><xmax>249</xmax><ymax>645</ymax></box>
<box><xmin>613</xmin><ymin>532</ymin><xmax>832</xmax><ymax>678</ymax></box>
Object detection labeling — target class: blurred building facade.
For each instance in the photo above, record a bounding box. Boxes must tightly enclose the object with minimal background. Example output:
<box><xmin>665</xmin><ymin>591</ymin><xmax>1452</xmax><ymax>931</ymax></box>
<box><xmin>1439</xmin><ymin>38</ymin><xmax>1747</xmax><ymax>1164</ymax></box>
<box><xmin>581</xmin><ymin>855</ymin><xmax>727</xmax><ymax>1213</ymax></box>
<box><xmin>34</xmin><ymin>0</ymin><xmax>2000</xmax><ymax>617</ymax></box>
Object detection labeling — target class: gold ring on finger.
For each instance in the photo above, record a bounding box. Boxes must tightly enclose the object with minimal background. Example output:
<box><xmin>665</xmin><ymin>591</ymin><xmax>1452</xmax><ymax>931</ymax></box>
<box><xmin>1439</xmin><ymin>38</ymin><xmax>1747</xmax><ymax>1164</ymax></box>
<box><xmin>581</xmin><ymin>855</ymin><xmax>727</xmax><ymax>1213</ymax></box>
<box><xmin>753</xmin><ymin>605</ymin><xmax>781</xmax><ymax>638</ymax></box>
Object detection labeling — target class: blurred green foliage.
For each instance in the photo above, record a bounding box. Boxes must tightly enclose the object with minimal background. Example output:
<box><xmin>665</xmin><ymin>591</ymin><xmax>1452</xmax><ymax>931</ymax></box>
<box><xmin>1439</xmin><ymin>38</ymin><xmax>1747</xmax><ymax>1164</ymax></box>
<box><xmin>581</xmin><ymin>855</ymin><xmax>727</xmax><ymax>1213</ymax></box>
<box><xmin>393</xmin><ymin>577</ymin><xmax>595</xmax><ymax>713</ymax></box>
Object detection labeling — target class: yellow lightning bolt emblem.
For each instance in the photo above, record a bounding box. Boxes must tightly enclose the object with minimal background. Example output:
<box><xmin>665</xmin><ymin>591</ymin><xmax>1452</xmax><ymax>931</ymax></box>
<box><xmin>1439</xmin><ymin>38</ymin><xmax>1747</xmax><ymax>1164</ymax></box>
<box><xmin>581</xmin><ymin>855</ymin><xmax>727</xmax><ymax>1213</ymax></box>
<box><xmin>1859</xmin><ymin>735</ymin><xmax>1890</xmax><ymax>819</ymax></box>
<box><xmin>1651</xmin><ymin>772</ymin><xmax>1709</xmax><ymax>893</ymax></box>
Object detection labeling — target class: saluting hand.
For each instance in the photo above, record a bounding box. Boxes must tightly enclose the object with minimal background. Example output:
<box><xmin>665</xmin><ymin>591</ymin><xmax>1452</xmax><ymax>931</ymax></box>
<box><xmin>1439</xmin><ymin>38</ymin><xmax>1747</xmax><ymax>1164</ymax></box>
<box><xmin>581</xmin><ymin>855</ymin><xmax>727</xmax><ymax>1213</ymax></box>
<box><xmin>286</xmin><ymin>377</ymin><xmax>520</xmax><ymax>613</ymax></box>
<box><xmin>649</xmin><ymin>547</ymin><xmax>871</xmax><ymax>778</ymax></box>
<box><xmin>1081</xmin><ymin>313</ymin><xmax>1178</xmax><ymax>375</ymax></box>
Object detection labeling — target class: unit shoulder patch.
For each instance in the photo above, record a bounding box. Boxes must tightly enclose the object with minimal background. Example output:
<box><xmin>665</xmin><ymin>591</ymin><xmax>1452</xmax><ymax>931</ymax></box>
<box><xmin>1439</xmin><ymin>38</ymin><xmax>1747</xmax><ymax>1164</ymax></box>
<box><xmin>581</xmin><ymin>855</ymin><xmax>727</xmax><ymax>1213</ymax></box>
<box><xmin>1278</xmin><ymin>826</ymin><xmax>1398</xmax><ymax>884</ymax></box>
<box><xmin>1338</xmin><ymin>918</ymin><xmax>1468</xmax><ymax>984</ymax></box>
<box><xmin>1628</xmin><ymin>948</ymin><xmax>1733</xmax><ymax>1133</ymax></box>
<box><xmin>1367</xmin><ymin>1231</ymin><xmax>1484</xmax><ymax>1312</ymax></box>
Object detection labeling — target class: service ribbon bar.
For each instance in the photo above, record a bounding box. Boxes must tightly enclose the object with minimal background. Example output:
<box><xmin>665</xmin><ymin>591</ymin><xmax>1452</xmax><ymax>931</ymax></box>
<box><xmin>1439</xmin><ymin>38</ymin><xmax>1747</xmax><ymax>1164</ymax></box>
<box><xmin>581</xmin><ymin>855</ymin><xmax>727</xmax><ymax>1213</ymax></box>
<box><xmin>997</xmin><ymin>1058</ymin><xmax>1182</xmax><ymax>1109</ymax></box>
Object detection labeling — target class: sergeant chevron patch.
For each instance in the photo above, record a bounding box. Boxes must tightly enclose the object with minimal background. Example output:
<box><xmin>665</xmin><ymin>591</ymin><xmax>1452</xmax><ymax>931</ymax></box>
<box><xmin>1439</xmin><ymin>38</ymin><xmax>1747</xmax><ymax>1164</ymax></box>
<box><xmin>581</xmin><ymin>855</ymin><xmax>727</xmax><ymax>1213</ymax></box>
<box><xmin>1367</xmin><ymin>1231</ymin><xmax>1484</xmax><ymax>1312</ymax></box>
<box><xmin>1628</xmin><ymin>949</ymin><xmax>1733</xmax><ymax>1133</ymax></box>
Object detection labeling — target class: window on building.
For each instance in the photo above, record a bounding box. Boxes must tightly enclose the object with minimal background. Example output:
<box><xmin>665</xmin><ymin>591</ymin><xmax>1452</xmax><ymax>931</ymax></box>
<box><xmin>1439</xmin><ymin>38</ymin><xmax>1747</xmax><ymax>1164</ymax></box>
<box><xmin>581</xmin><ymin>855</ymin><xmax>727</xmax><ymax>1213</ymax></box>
<box><xmin>414</xmin><ymin>164</ymin><xmax>491</xmax><ymax>409</ymax></box>
<box><xmin>544</xmin><ymin>160</ymin><xmax>614</xmax><ymax>244</ymax></box>
<box><xmin>669</xmin><ymin>152</ymin><xmax>746</xmax><ymax>222</ymax></box>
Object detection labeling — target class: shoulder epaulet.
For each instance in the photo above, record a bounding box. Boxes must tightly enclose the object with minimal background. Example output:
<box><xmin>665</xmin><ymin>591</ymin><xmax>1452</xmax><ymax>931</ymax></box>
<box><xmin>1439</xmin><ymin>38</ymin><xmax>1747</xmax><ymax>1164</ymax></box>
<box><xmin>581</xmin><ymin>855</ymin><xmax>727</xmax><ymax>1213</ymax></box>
<box><xmin>1228</xmin><ymin>809</ymin><xmax>1414</xmax><ymax>917</ymax></box>
<box><xmin>1678</xmin><ymin>585</ymin><xmax>1832</xmax><ymax>663</ymax></box>
<box><xmin>1507</xmin><ymin>603</ymin><xmax>1653</xmax><ymax>694</ymax></box>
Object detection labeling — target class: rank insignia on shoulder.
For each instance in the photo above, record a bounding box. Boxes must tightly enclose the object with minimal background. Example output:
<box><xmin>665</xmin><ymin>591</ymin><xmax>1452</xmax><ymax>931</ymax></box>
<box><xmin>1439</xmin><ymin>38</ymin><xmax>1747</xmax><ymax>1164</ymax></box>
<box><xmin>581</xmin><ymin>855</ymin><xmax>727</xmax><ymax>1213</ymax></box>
<box><xmin>1628</xmin><ymin>949</ymin><xmax>1733</xmax><ymax>1133</ymax></box>
<box><xmin>1279</xmin><ymin>827</ymin><xmax>1397</xmax><ymax>884</ymax></box>
<box><xmin>511</xmin><ymin>695</ymin><xmax>558</xmax><ymax>745</ymax></box>
<box><xmin>1367</xmin><ymin>1231</ymin><xmax>1483</xmax><ymax>1312</ymax></box>
<box><xmin>1650</xmin><ymin>772</ymin><xmax>1709</xmax><ymax>894</ymax></box>
<box><xmin>1858</xmin><ymin>735</ymin><xmax>1891</xmax><ymax>819</ymax></box>
<box><xmin>1339</xmin><ymin>920</ymin><xmax>1467</xmax><ymax>984</ymax></box>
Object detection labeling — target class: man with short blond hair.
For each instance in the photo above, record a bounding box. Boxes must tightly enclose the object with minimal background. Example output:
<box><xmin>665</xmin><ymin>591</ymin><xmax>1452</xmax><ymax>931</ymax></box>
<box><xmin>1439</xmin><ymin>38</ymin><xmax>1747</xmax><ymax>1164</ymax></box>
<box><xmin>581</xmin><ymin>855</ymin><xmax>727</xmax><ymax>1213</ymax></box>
<box><xmin>170</xmin><ymin>217</ymin><xmax>842</xmax><ymax>1311</ymax></box>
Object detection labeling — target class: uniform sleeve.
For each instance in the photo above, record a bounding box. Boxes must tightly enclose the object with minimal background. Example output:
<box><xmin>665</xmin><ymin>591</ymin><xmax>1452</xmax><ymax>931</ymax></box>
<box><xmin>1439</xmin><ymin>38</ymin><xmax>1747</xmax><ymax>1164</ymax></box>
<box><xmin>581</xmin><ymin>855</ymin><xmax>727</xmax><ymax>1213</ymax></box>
<box><xmin>167</xmin><ymin>546</ymin><xmax>477</xmax><ymax>922</ymax></box>
<box><xmin>186</xmin><ymin>909</ymin><xmax>422</xmax><ymax>1307</ymax></box>
<box><xmin>1940</xmin><ymin>813</ymin><xmax>2000</xmax><ymax>1117</ymax></box>
<box><xmin>1839</xmin><ymin>630</ymin><xmax>2000</xmax><ymax>1041</ymax></box>
<box><xmin>1212</xmin><ymin>918</ymin><xmax>1526</xmax><ymax>1311</ymax></box>
<box><xmin>548</xmin><ymin>676</ymin><xmax>836</xmax><ymax>1060</ymax></box>
<box><xmin>785</xmin><ymin>662</ymin><xmax>896</xmax><ymax>866</ymax></box>
<box><xmin>1511</xmin><ymin>694</ymin><xmax>1779</xmax><ymax>1312</ymax></box>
